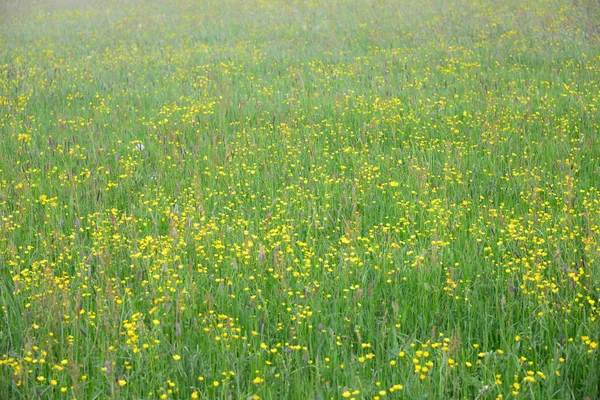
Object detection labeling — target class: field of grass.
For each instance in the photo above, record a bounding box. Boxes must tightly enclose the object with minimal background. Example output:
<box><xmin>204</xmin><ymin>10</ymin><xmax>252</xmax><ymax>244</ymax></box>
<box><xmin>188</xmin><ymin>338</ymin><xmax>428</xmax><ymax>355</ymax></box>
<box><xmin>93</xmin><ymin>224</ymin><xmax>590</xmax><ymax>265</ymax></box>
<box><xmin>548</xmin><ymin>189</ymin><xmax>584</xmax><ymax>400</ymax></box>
<box><xmin>1</xmin><ymin>0</ymin><xmax>600</xmax><ymax>398</ymax></box>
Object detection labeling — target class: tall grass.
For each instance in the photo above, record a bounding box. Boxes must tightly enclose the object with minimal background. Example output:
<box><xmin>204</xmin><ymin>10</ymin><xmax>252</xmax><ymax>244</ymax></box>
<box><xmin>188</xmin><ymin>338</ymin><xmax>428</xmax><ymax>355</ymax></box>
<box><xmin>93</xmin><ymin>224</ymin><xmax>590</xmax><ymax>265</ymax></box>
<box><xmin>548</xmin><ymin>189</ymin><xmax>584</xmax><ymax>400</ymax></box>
<box><xmin>1</xmin><ymin>0</ymin><xmax>600</xmax><ymax>398</ymax></box>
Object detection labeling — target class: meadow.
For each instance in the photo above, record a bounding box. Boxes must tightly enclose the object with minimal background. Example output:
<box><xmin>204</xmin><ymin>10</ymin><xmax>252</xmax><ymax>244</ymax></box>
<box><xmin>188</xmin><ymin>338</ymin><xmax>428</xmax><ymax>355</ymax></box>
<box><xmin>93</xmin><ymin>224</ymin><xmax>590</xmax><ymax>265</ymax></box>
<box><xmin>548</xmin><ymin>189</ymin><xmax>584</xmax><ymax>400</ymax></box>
<box><xmin>1</xmin><ymin>0</ymin><xmax>600</xmax><ymax>398</ymax></box>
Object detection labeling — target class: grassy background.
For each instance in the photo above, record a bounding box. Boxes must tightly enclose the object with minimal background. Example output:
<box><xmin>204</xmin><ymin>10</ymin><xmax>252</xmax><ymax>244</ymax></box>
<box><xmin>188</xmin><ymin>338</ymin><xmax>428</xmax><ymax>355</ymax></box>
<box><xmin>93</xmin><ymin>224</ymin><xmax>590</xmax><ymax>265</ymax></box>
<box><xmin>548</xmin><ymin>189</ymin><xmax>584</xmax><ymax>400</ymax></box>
<box><xmin>1</xmin><ymin>0</ymin><xmax>600</xmax><ymax>398</ymax></box>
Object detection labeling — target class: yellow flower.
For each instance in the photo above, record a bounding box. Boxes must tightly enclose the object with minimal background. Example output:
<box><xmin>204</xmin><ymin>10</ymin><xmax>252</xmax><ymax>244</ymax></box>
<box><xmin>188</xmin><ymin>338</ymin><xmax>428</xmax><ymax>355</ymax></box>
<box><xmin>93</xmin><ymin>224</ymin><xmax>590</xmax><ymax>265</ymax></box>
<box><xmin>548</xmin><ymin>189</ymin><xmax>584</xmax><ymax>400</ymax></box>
<box><xmin>173</xmin><ymin>354</ymin><xmax>181</xmax><ymax>361</ymax></box>
<box><xmin>118</xmin><ymin>380</ymin><xmax>127</xmax><ymax>387</ymax></box>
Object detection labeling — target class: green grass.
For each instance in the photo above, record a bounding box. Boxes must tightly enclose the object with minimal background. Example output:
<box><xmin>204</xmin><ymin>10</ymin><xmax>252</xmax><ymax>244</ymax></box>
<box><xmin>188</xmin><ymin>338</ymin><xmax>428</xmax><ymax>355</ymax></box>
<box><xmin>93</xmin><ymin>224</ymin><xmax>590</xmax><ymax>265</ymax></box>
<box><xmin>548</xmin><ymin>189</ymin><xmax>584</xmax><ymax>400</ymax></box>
<box><xmin>1</xmin><ymin>0</ymin><xmax>600</xmax><ymax>398</ymax></box>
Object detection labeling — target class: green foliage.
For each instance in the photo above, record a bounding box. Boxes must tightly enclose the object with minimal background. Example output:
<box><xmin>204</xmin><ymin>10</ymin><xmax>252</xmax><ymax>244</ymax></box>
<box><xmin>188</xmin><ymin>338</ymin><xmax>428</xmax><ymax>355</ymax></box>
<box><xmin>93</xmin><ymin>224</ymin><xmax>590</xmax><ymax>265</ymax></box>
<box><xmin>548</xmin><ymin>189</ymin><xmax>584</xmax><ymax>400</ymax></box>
<box><xmin>1</xmin><ymin>0</ymin><xmax>599</xmax><ymax>398</ymax></box>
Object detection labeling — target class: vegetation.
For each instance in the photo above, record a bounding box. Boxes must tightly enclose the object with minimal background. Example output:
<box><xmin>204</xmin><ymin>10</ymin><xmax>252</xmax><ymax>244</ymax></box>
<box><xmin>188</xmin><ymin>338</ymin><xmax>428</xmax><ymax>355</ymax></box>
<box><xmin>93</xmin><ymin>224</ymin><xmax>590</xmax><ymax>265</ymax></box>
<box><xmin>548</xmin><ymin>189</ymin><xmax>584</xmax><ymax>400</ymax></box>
<box><xmin>1</xmin><ymin>0</ymin><xmax>599</xmax><ymax>398</ymax></box>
